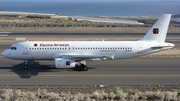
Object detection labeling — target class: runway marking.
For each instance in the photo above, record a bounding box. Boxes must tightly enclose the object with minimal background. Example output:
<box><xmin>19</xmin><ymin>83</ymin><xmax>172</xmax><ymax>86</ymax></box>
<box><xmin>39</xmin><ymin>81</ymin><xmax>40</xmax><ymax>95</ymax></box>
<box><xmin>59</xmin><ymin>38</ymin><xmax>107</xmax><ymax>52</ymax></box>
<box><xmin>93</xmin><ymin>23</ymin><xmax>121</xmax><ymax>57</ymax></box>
<box><xmin>0</xmin><ymin>75</ymin><xmax>180</xmax><ymax>77</ymax></box>
<box><xmin>97</xmin><ymin>68</ymin><xmax>180</xmax><ymax>70</ymax></box>
<box><xmin>0</xmin><ymin>53</ymin><xmax>3</xmax><ymax>57</ymax></box>
<box><xmin>117</xmin><ymin>60</ymin><xmax>180</xmax><ymax>62</ymax></box>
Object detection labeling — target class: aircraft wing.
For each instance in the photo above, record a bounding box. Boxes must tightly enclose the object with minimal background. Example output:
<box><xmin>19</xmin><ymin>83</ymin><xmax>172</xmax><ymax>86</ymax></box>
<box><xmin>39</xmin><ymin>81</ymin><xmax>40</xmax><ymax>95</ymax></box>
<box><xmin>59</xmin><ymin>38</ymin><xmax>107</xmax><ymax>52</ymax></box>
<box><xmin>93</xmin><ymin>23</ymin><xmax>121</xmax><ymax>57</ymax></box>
<box><xmin>60</xmin><ymin>54</ymin><xmax>115</xmax><ymax>60</ymax></box>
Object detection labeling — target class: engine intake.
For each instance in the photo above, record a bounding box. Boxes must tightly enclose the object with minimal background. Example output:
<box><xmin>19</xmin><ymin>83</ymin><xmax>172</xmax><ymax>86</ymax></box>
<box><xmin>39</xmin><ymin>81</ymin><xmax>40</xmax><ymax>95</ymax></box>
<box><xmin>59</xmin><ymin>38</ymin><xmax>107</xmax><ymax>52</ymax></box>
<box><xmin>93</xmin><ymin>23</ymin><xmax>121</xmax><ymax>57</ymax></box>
<box><xmin>54</xmin><ymin>58</ymin><xmax>75</xmax><ymax>68</ymax></box>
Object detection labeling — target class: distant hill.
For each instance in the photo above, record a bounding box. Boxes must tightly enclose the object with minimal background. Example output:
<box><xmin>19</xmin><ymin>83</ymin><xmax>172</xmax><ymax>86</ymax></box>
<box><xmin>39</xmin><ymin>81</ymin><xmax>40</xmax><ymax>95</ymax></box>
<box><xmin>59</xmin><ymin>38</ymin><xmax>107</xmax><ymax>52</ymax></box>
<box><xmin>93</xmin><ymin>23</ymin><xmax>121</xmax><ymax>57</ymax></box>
<box><xmin>0</xmin><ymin>8</ymin><xmax>3</xmax><ymax>11</ymax></box>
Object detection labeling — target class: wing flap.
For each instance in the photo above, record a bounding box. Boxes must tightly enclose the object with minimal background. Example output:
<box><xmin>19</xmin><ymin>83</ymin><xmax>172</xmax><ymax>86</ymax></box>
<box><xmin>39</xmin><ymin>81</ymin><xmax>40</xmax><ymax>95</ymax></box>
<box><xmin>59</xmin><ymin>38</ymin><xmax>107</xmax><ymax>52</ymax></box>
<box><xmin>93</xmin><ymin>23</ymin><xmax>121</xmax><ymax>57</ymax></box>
<box><xmin>61</xmin><ymin>55</ymin><xmax>114</xmax><ymax>60</ymax></box>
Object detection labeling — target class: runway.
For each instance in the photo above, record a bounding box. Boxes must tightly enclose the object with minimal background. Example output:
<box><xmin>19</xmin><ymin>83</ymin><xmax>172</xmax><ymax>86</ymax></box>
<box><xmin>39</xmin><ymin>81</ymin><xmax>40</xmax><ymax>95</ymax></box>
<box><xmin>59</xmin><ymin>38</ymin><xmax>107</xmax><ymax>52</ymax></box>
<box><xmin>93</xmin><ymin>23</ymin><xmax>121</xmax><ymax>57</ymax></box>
<box><xmin>0</xmin><ymin>53</ymin><xmax>180</xmax><ymax>85</ymax></box>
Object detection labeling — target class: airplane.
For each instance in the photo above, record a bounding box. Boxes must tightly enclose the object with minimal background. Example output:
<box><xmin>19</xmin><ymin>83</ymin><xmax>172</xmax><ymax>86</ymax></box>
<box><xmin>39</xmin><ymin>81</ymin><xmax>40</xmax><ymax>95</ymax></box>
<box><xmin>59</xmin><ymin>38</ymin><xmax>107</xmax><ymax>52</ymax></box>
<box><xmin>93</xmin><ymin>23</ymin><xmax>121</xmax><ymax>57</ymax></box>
<box><xmin>2</xmin><ymin>14</ymin><xmax>174</xmax><ymax>71</ymax></box>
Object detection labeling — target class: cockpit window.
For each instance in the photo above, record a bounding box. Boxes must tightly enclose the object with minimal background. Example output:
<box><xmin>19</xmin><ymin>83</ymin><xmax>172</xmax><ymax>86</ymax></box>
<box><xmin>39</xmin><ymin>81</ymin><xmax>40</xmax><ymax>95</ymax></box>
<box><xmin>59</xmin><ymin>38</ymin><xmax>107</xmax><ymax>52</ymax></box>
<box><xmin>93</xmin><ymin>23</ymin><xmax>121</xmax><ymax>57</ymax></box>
<box><xmin>9</xmin><ymin>47</ymin><xmax>17</xmax><ymax>50</ymax></box>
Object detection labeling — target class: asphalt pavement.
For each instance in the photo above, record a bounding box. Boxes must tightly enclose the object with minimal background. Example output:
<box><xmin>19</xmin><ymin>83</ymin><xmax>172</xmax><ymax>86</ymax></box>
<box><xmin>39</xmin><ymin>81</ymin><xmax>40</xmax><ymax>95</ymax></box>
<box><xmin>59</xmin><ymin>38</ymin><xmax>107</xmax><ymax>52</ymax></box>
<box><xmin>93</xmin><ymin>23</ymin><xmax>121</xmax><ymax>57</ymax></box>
<box><xmin>0</xmin><ymin>56</ymin><xmax>179</xmax><ymax>85</ymax></box>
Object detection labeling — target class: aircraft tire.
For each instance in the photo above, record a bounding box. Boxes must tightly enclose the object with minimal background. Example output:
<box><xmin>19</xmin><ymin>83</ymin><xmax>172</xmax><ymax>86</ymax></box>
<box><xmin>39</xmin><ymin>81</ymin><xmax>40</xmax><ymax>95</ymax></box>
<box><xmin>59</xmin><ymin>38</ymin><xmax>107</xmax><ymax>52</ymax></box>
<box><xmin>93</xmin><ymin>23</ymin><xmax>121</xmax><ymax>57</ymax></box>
<box><xmin>24</xmin><ymin>65</ymin><xmax>28</xmax><ymax>69</ymax></box>
<box><xmin>83</xmin><ymin>66</ymin><xmax>89</xmax><ymax>71</ymax></box>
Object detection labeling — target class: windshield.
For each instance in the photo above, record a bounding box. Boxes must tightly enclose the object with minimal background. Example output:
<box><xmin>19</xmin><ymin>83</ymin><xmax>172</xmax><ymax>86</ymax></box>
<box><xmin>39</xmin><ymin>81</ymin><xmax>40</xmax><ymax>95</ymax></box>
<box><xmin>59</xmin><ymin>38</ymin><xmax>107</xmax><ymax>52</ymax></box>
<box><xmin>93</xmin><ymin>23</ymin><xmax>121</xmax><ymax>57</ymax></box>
<box><xmin>9</xmin><ymin>46</ymin><xmax>17</xmax><ymax>50</ymax></box>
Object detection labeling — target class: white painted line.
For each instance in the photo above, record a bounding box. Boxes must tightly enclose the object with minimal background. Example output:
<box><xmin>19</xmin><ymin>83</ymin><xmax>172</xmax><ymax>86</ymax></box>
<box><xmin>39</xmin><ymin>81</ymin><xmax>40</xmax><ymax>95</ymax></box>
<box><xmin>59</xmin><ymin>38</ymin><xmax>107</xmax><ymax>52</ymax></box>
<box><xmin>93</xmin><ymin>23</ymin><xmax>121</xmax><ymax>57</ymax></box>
<box><xmin>0</xmin><ymin>32</ymin><xmax>11</xmax><ymax>34</ymax></box>
<box><xmin>0</xmin><ymin>32</ymin><xmax>11</xmax><ymax>37</ymax></box>
<box><xmin>0</xmin><ymin>35</ymin><xmax>8</xmax><ymax>36</ymax></box>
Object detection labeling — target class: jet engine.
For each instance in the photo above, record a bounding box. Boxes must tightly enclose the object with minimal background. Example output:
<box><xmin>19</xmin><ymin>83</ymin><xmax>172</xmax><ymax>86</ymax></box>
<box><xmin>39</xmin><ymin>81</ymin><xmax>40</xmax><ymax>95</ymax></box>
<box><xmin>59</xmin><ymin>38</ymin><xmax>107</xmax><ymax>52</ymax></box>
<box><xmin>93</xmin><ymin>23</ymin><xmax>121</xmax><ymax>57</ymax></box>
<box><xmin>54</xmin><ymin>58</ymin><xmax>75</xmax><ymax>68</ymax></box>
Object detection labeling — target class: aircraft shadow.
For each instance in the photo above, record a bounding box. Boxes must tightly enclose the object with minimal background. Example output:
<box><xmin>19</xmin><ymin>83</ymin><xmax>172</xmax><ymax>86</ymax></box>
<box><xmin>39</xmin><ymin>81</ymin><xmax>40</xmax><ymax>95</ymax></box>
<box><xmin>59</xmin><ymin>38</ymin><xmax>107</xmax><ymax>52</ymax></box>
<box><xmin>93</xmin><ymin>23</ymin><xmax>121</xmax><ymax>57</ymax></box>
<box><xmin>0</xmin><ymin>61</ymin><xmax>97</xmax><ymax>79</ymax></box>
<box><xmin>6</xmin><ymin>61</ymin><xmax>55</xmax><ymax>79</ymax></box>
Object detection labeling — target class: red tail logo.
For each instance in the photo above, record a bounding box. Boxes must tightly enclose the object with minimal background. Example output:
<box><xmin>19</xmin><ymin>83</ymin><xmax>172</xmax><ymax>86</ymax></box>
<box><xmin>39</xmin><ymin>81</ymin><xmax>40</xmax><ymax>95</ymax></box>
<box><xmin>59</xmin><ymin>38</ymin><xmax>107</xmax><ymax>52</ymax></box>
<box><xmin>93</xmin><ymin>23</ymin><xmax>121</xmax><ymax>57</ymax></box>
<box><xmin>153</xmin><ymin>28</ymin><xmax>159</xmax><ymax>34</ymax></box>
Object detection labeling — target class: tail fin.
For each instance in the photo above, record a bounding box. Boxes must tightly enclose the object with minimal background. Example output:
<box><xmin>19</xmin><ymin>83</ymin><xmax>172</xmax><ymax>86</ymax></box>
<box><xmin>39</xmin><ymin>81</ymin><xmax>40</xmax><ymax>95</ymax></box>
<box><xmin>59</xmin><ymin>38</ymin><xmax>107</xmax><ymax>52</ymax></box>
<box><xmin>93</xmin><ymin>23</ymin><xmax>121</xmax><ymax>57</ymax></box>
<box><xmin>139</xmin><ymin>14</ymin><xmax>171</xmax><ymax>42</ymax></box>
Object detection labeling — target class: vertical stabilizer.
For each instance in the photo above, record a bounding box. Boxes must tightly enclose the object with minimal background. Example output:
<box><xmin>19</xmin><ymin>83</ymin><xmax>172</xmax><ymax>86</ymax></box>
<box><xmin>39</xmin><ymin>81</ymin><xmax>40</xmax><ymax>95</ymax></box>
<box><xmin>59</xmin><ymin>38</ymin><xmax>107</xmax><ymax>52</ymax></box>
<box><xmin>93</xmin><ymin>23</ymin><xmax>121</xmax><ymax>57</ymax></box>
<box><xmin>139</xmin><ymin>14</ymin><xmax>171</xmax><ymax>42</ymax></box>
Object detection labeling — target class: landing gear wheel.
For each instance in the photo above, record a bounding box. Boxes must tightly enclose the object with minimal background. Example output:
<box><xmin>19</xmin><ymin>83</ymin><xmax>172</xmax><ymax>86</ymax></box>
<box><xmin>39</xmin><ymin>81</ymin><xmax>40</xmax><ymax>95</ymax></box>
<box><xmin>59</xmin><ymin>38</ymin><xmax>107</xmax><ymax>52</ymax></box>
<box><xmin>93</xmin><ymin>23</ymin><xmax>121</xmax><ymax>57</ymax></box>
<box><xmin>24</xmin><ymin>65</ymin><xmax>28</xmax><ymax>69</ymax></box>
<box><xmin>83</xmin><ymin>66</ymin><xmax>89</xmax><ymax>71</ymax></box>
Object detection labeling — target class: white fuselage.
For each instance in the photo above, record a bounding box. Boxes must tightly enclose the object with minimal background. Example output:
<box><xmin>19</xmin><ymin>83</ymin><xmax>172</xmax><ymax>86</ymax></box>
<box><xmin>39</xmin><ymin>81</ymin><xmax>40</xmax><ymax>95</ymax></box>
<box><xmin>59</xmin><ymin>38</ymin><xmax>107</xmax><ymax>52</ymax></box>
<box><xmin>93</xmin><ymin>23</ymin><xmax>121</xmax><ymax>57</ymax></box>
<box><xmin>2</xmin><ymin>41</ymin><xmax>173</xmax><ymax>60</ymax></box>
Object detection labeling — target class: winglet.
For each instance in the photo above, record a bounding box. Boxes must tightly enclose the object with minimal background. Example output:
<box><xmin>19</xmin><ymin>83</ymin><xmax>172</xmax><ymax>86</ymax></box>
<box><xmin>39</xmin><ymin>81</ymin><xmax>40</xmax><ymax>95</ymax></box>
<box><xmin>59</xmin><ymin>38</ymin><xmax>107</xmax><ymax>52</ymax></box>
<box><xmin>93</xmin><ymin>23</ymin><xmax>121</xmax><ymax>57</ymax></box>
<box><xmin>139</xmin><ymin>14</ymin><xmax>171</xmax><ymax>42</ymax></box>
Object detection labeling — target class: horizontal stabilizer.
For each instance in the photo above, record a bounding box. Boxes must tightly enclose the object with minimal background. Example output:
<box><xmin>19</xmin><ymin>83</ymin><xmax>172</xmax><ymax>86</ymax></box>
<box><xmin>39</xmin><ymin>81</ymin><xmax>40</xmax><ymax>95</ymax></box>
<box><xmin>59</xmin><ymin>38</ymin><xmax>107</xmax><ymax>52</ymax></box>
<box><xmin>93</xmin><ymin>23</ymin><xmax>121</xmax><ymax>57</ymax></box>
<box><xmin>152</xmin><ymin>43</ymin><xmax>174</xmax><ymax>48</ymax></box>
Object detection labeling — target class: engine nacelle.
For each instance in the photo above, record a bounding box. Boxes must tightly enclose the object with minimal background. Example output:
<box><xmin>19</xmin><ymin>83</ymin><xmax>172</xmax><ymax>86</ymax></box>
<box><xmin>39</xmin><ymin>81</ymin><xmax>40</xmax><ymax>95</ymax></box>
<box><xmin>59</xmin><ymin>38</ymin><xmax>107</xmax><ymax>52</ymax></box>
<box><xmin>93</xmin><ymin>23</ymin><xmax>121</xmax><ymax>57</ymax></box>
<box><xmin>54</xmin><ymin>58</ymin><xmax>75</xmax><ymax>68</ymax></box>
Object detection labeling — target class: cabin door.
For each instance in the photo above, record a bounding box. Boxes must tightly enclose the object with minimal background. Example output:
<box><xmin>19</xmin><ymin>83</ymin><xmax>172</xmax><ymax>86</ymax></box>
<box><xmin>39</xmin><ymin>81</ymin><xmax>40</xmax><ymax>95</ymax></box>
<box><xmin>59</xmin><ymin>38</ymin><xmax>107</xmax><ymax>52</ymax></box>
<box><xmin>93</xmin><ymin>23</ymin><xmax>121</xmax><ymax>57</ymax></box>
<box><xmin>137</xmin><ymin>43</ymin><xmax>143</xmax><ymax>54</ymax></box>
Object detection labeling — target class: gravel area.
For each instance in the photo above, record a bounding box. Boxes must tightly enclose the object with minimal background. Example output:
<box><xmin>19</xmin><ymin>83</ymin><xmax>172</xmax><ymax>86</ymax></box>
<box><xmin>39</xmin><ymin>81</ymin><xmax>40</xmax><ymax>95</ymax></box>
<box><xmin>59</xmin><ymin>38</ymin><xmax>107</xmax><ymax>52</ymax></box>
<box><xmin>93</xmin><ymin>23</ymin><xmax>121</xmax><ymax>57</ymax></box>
<box><xmin>0</xmin><ymin>85</ymin><xmax>180</xmax><ymax>101</ymax></box>
<box><xmin>1</xmin><ymin>85</ymin><xmax>180</xmax><ymax>94</ymax></box>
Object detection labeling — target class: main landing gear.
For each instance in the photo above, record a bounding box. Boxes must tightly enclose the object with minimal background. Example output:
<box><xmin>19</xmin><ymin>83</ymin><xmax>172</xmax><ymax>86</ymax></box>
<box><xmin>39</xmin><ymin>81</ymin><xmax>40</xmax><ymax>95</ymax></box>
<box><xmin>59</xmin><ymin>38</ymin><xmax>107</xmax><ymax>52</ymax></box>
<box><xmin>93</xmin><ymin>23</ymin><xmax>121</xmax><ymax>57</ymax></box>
<box><xmin>81</xmin><ymin>64</ymin><xmax>89</xmax><ymax>71</ymax></box>
<box><xmin>24</xmin><ymin>60</ymin><xmax>28</xmax><ymax>69</ymax></box>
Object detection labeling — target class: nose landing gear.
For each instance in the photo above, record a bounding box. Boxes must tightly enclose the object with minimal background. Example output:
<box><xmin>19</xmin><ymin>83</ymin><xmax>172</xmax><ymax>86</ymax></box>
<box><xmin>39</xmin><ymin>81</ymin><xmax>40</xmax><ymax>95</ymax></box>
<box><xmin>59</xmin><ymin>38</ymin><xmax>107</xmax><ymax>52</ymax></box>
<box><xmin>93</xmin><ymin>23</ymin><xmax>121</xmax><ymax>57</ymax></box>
<box><xmin>24</xmin><ymin>65</ymin><xmax>28</xmax><ymax>69</ymax></box>
<box><xmin>24</xmin><ymin>60</ymin><xmax>28</xmax><ymax>69</ymax></box>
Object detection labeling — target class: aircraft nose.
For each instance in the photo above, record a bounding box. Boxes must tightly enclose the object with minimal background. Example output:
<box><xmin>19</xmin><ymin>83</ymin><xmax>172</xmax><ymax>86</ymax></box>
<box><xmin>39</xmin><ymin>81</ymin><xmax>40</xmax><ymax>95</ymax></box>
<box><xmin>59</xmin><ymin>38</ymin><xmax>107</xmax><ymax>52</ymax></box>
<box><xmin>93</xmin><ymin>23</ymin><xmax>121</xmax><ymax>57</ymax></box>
<box><xmin>2</xmin><ymin>50</ymin><xmax>8</xmax><ymax>58</ymax></box>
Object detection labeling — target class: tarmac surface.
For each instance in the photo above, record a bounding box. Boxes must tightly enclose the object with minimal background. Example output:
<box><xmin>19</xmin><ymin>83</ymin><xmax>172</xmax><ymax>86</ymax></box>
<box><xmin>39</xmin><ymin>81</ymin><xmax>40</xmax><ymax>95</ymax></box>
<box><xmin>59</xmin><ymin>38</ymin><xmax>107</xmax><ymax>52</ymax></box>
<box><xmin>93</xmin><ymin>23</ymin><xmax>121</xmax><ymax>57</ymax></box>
<box><xmin>1</xmin><ymin>32</ymin><xmax>180</xmax><ymax>35</ymax></box>
<box><xmin>1</xmin><ymin>33</ymin><xmax>180</xmax><ymax>40</ymax></box>
<box><xmin>0</xmin><ymin>56</ymin><xmax>179</xmax><ymax>85</ymax></box>
<box><xmin>0</xmin><ymin>41</ymin><xmax>180</xmax><ymax>85</ymax></box>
